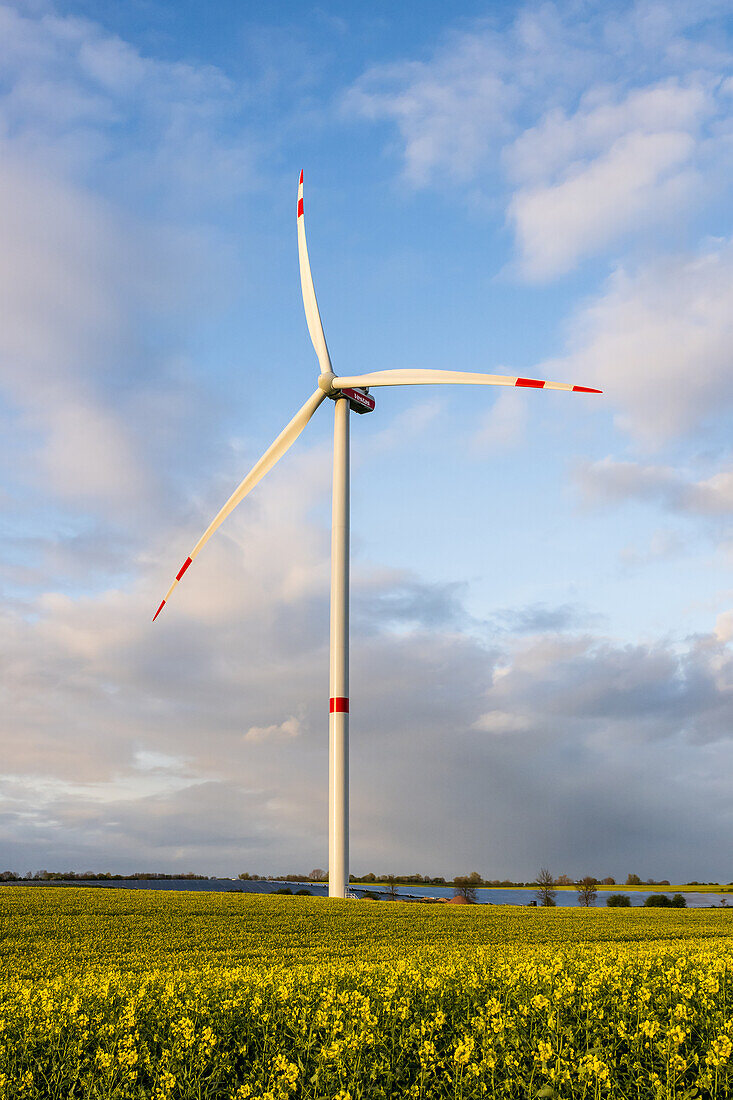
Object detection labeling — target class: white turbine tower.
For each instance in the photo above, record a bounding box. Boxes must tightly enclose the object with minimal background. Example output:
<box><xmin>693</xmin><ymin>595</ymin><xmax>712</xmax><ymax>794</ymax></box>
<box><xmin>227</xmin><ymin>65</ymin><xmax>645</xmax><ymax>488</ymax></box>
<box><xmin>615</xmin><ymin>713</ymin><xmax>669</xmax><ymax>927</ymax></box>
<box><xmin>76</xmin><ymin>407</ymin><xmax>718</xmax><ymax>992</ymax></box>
<box><xmin>154</xmin><ymin>171</ymin><xmax>602</xmax><ymax>898</ymax></box>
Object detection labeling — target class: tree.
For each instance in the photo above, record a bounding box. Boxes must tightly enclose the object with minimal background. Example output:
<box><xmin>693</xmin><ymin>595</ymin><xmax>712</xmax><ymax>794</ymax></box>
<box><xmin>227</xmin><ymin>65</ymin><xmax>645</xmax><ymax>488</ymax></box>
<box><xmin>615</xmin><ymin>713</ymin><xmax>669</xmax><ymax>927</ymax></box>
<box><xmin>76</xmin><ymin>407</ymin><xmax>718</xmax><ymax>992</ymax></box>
<box><xmin>535</xmin><ymin>868</ymin><xmax>557</xmax><ymax>907</ymax></box>
<box><xmin>601</xmin><ymin>877</ymin><xmax>615</xmax><ymax>885</ymax></box>
<box><xmin>644</xmin><ymin>893</ymin><xmax>672</xmax><ymax>907</ymax></box>
<box><xmin>384</xmin><ymin>875</ymin><xmax>399</xmax><ymax>899</ymax></box>
<box><xmin>556</xmin><ymin>873</ymin><xmax>573</xmax><ymax>886</ymax></box>
<box><xmin>606</xmin><ymin>894</ymin><xmax>631</xmax><ymax>907</ymax></box>
<box><xmin>626</xmin><ymin>873</ymin><xmax>642</xmax><ymax>885</ymax></box>
<box><xmin>644</xmin><ymin>891</ymin><xmax>686</xmax><ymax>908</ymax></box>
<box><xmin>577</xmin><ymin>876</ymin><xmax>598</xmax><ymax>906</ymax></box>
<box><xmin>309</xmin><ymin>869</ymin><xmax>326</xmax><ymax>881</ymax></box>
<box><xmin>454</xmin><ymin>874</ymin><xmax>480</xmax><ymax>903</ymax></box>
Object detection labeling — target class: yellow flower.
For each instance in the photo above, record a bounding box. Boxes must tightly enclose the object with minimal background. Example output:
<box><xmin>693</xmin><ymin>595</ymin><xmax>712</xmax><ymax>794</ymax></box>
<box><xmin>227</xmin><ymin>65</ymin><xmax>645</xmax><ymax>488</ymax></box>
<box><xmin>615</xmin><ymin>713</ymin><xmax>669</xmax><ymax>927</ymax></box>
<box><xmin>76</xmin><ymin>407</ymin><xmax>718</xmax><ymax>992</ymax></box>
<box><xmin>536</xmin><ymin>1039</ymin><xmax>553</xmax><ymax>1064</ymax></box>
<box><xmin>453</xmin><ymin>1036</ymin><xmax>475</xmax><ymax>1065</ymax></box>
<box><xmin>706</xmin><ymin>1033</ymin><xmax>733</xmax><ymax>1066</ymax></box>
<box><xmin>668</xmin><ymin>1024</ymin><xmax>687</xmax><ymax>1046</ymax></box>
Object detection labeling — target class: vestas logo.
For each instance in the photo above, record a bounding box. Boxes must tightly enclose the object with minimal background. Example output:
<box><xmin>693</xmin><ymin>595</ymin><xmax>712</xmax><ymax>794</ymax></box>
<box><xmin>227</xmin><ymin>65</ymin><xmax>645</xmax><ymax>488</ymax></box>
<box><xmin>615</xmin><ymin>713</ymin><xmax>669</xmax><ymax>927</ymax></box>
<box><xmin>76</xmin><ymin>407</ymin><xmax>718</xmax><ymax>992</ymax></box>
<box><xmin>341</xmin><ymin>387</ymin><xmax>376</xmax><ymax>413</ymax></box>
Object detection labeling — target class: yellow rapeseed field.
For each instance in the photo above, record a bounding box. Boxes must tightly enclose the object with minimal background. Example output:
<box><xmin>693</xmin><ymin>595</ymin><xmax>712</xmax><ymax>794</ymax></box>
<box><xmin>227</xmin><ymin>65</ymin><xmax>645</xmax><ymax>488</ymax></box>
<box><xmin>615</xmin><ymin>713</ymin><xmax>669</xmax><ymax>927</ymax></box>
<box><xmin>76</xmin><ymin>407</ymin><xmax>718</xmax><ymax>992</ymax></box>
<box><xmin>1</xmin><ymin>887</ymin><xmax>733</xmax><ymax>1098</ymax></box>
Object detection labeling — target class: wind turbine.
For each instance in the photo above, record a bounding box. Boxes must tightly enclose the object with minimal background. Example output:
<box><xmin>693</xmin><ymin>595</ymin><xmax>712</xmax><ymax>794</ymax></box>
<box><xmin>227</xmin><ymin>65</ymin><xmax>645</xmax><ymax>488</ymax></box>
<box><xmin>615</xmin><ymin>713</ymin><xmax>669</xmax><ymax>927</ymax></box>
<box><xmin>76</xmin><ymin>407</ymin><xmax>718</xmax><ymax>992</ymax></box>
<box><xmin>153</xmin><ymin>172</ymin><xmax>602</xmax><ymax>898</ymax></box>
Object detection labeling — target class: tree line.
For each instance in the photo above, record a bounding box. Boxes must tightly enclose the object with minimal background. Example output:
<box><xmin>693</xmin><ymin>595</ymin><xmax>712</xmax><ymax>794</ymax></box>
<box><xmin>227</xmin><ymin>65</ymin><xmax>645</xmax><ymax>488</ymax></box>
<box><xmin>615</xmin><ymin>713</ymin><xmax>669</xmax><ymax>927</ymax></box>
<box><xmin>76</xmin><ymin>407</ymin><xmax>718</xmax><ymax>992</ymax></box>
<box><xmin>532</xmin><ymin>869</ymin><xmax>689</xmax><ymax>908</ymax></box>
<box><xmin>5</xmin><ymin>868</ymin><xmax>724</xmax><ymax>892</ymax></box>
<box><xmin>0</xmin><ymin>871</ymin><xmax>208</xmax><ymax>881</ymax></box>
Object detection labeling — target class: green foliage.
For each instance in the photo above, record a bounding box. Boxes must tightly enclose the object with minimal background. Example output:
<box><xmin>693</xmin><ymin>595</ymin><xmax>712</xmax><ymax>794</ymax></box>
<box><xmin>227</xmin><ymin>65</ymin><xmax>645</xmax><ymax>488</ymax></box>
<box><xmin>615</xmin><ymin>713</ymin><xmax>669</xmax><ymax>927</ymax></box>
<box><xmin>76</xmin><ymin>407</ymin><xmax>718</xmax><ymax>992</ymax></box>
<box><xmin>606</xmin><ymin>894</ymin><xmax>632</xmax><ymax>907</ymax></box>
<box><xmin>642</xmin><ymin>893</ymin><xmax>688</xmax><ymax>908</ymax></box>
<box><xmin>453</xmin><ymin>875</ymin><xmax>479</xmax><ymax>903</ymax></box>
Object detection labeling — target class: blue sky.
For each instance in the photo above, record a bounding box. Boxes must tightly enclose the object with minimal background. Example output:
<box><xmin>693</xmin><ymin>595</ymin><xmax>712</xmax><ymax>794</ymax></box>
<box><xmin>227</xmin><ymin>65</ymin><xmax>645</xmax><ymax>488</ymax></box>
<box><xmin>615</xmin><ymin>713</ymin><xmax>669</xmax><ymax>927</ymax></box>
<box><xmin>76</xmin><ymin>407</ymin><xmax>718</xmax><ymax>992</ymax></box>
<box><xmin>1</xmin><ymin>0</ymin><xmax>733</xmax><ymax>881</ymax></box>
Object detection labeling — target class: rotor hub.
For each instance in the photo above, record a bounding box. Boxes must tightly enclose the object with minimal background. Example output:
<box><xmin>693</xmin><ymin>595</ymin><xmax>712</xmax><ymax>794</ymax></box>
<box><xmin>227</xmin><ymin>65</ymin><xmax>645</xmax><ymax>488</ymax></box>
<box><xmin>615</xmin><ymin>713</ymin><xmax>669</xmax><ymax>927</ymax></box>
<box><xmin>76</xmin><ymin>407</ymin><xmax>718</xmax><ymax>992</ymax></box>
<box><xmin>319</xmin><ymin>373</ymin><xmax>375</xmax><ymax>413</ymax></box>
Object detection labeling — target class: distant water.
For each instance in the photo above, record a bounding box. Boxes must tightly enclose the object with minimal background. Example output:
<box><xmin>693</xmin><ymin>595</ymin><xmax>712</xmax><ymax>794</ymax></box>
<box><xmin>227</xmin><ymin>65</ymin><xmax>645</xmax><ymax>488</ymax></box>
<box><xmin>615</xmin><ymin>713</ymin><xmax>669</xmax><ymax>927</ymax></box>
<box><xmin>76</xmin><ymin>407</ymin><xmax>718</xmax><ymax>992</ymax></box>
<box><xmin>20</xmin><ymin>879</ymin><xmax>732</xmax><ymax>908</ymax></box>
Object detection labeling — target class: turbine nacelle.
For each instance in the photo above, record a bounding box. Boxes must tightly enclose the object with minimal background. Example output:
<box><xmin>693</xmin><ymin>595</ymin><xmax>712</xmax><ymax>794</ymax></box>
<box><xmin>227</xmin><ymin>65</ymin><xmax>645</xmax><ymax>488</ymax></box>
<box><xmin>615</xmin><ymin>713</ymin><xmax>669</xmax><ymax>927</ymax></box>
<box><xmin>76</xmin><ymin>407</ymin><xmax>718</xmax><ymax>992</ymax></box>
<box><xmin>340</xmin><ymin>387</ymin><xmax>375</xmax><ymax>414</ymax></box>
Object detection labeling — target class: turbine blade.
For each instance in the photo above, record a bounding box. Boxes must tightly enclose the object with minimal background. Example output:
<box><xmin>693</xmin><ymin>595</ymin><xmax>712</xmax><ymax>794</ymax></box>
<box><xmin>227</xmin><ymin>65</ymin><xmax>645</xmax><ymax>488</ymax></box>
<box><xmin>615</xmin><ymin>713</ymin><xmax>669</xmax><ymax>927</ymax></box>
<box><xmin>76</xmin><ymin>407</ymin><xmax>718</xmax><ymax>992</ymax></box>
<box><xmin>297</xmin><ymin>171</ymin><xmax>332</xmax><ymax>374</ymax></box>
<box><xmin>332</xmin><ymin>369</ymin><xmax>602</xmax><ymax>394</ymax></box>
<box><xmin>153</xmin><ymin>388</ymin><xmax>326</xmax><ymax>621</ymax></box>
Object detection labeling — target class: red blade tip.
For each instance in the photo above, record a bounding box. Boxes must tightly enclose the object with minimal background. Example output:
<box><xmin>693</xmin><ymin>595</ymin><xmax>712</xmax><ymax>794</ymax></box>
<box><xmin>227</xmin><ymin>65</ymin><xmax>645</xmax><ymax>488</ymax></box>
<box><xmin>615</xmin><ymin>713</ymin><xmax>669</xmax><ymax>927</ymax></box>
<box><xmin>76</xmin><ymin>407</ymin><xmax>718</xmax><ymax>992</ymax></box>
<box><xmin>153</xmin><ymin>600</ymin><xmax>165</xmax><ymax>622</ymax></box>
<box><xmin>573</xmin><ymin>385</ymin><xmax>603</xmax><ymax>393</ymax></box>
<box><xmin>176</xmin><ymin>556</ymin><xmax>192</xmax><ymax>581</ymax></box>
<box><xmin>299</xmin><ymin>169</ymin><xmax>303</xmax><ymax>184</ymax></box>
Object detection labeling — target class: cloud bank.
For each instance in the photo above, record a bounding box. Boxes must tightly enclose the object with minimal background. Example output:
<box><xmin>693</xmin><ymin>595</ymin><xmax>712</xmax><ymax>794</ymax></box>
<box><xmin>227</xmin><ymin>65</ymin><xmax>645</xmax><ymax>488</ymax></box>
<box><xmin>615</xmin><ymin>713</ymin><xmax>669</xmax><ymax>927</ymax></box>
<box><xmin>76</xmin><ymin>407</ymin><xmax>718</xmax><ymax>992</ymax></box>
<box><xmin>347</xmin><ymin>3</ymin><xmax>732</xmax><ymax>280</ymax></box>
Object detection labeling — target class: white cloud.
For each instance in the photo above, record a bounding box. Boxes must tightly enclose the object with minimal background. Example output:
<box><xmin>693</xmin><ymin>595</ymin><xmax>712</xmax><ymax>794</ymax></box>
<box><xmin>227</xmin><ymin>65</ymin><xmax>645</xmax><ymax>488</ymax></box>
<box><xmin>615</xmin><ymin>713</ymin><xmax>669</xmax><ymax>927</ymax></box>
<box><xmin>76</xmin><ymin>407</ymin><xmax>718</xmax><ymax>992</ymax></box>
<box><xmin>550</xmin><ymin>238</ymin><xmax>733</xmax><ymax>443</ymax></box>
<box><xmin>344</xmin><ymin>33</ymin><xmax>515</xmax><ymax>188</ymax></box>
<box><xmin>364</xmin><ymin>400</ymin><xmax>442</xmax><ymax>455</ymax></box>
<box><xmin>509</xmin><ymin>128</ymin><xmax>698</xmax><ymax>280</ymax></box>
<box><xmin>715</xmin><ymin>610</ymin><xmax>733</xmax><ymax>643</ymax></box>
<box><xmin>0</xmin><ymin>4</ymin><xmax>251</xmax><ymax>519</ymax></box>
<box><xmin>134</xmin><ymin>750</ymin><xmax>189</xmax><ymax>772</ymax></box>
<box><xmin>505</xmin><ymin>77</ymin><xmax>720</xmax><ymax>278</ymax></box>
<box><xmin>347</xmin><ymin>5</ymin><xmax>732</xmax><ymax>277</ymax></box>
<box><xmin>576</xmin><ymin>458</ymin><xmax>733</xmax><ymax>514</ymax></box>
<box><xmin>0</xmin><ymin>2</ymin><xmax>255</xmax><ymax>198</ymax></box>
<box><xmin>245</xmin><ymin>717</ymin><xmax>301</xmax><ymax>743</ymax></box>
<box><xmin>471</xmin><ymin>389</ymin><xmax>527</xmax><ymax>452</ymax></box>
<box><xmin>345</xmin><ymin>0</ymin><xmax>623</xmax><ymax>188</ymax></box>
<box><xmin>504</xmin><ymin>81</ymin><xmax>711</xmax><ymax>184</ymax></box>
<box><xmin>0</xmin><ymin>154</ymin><xmax>213</xmax><ymax>509</ymax></box>
<box><xmin>619</xmin><ymin>528</ymin><xmax>685</xmax><ymax>568</ymax></box>
<box><xmin>473</xmin><ymin>709</ymin><xmax>530</xmax><ymax>734</ymax></box>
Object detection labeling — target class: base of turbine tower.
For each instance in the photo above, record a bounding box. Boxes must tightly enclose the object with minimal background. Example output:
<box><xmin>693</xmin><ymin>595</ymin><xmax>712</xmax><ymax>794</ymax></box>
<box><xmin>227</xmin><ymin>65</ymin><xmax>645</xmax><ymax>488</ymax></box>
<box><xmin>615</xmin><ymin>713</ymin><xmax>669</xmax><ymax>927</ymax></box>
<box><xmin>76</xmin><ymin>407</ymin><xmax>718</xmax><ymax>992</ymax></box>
<box><xmin>329</xmin><ymin>704</ymin><xmax>349</xmax><ymax>898</ymax></box>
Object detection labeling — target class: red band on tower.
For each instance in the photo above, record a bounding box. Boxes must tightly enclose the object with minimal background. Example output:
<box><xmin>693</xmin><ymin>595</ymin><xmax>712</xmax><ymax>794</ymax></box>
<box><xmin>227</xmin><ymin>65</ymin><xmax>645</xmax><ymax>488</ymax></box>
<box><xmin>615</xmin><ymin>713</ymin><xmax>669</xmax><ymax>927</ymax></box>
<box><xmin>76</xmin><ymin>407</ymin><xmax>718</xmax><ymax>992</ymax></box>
<box><xmin>330</xmin><ymin>697</ymin><xmax>349</xmax><ymax>713</ymax></box>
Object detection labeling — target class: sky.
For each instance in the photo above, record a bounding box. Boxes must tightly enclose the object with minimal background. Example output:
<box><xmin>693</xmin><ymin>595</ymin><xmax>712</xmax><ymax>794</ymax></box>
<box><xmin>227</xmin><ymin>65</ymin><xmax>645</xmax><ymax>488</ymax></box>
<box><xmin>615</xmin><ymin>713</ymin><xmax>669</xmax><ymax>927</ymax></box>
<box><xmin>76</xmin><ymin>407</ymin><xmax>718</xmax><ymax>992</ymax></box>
<box><xmin>1</xmin><ymin>0</ymin><xmax>733</xmax><ymax>882</ymax></box>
